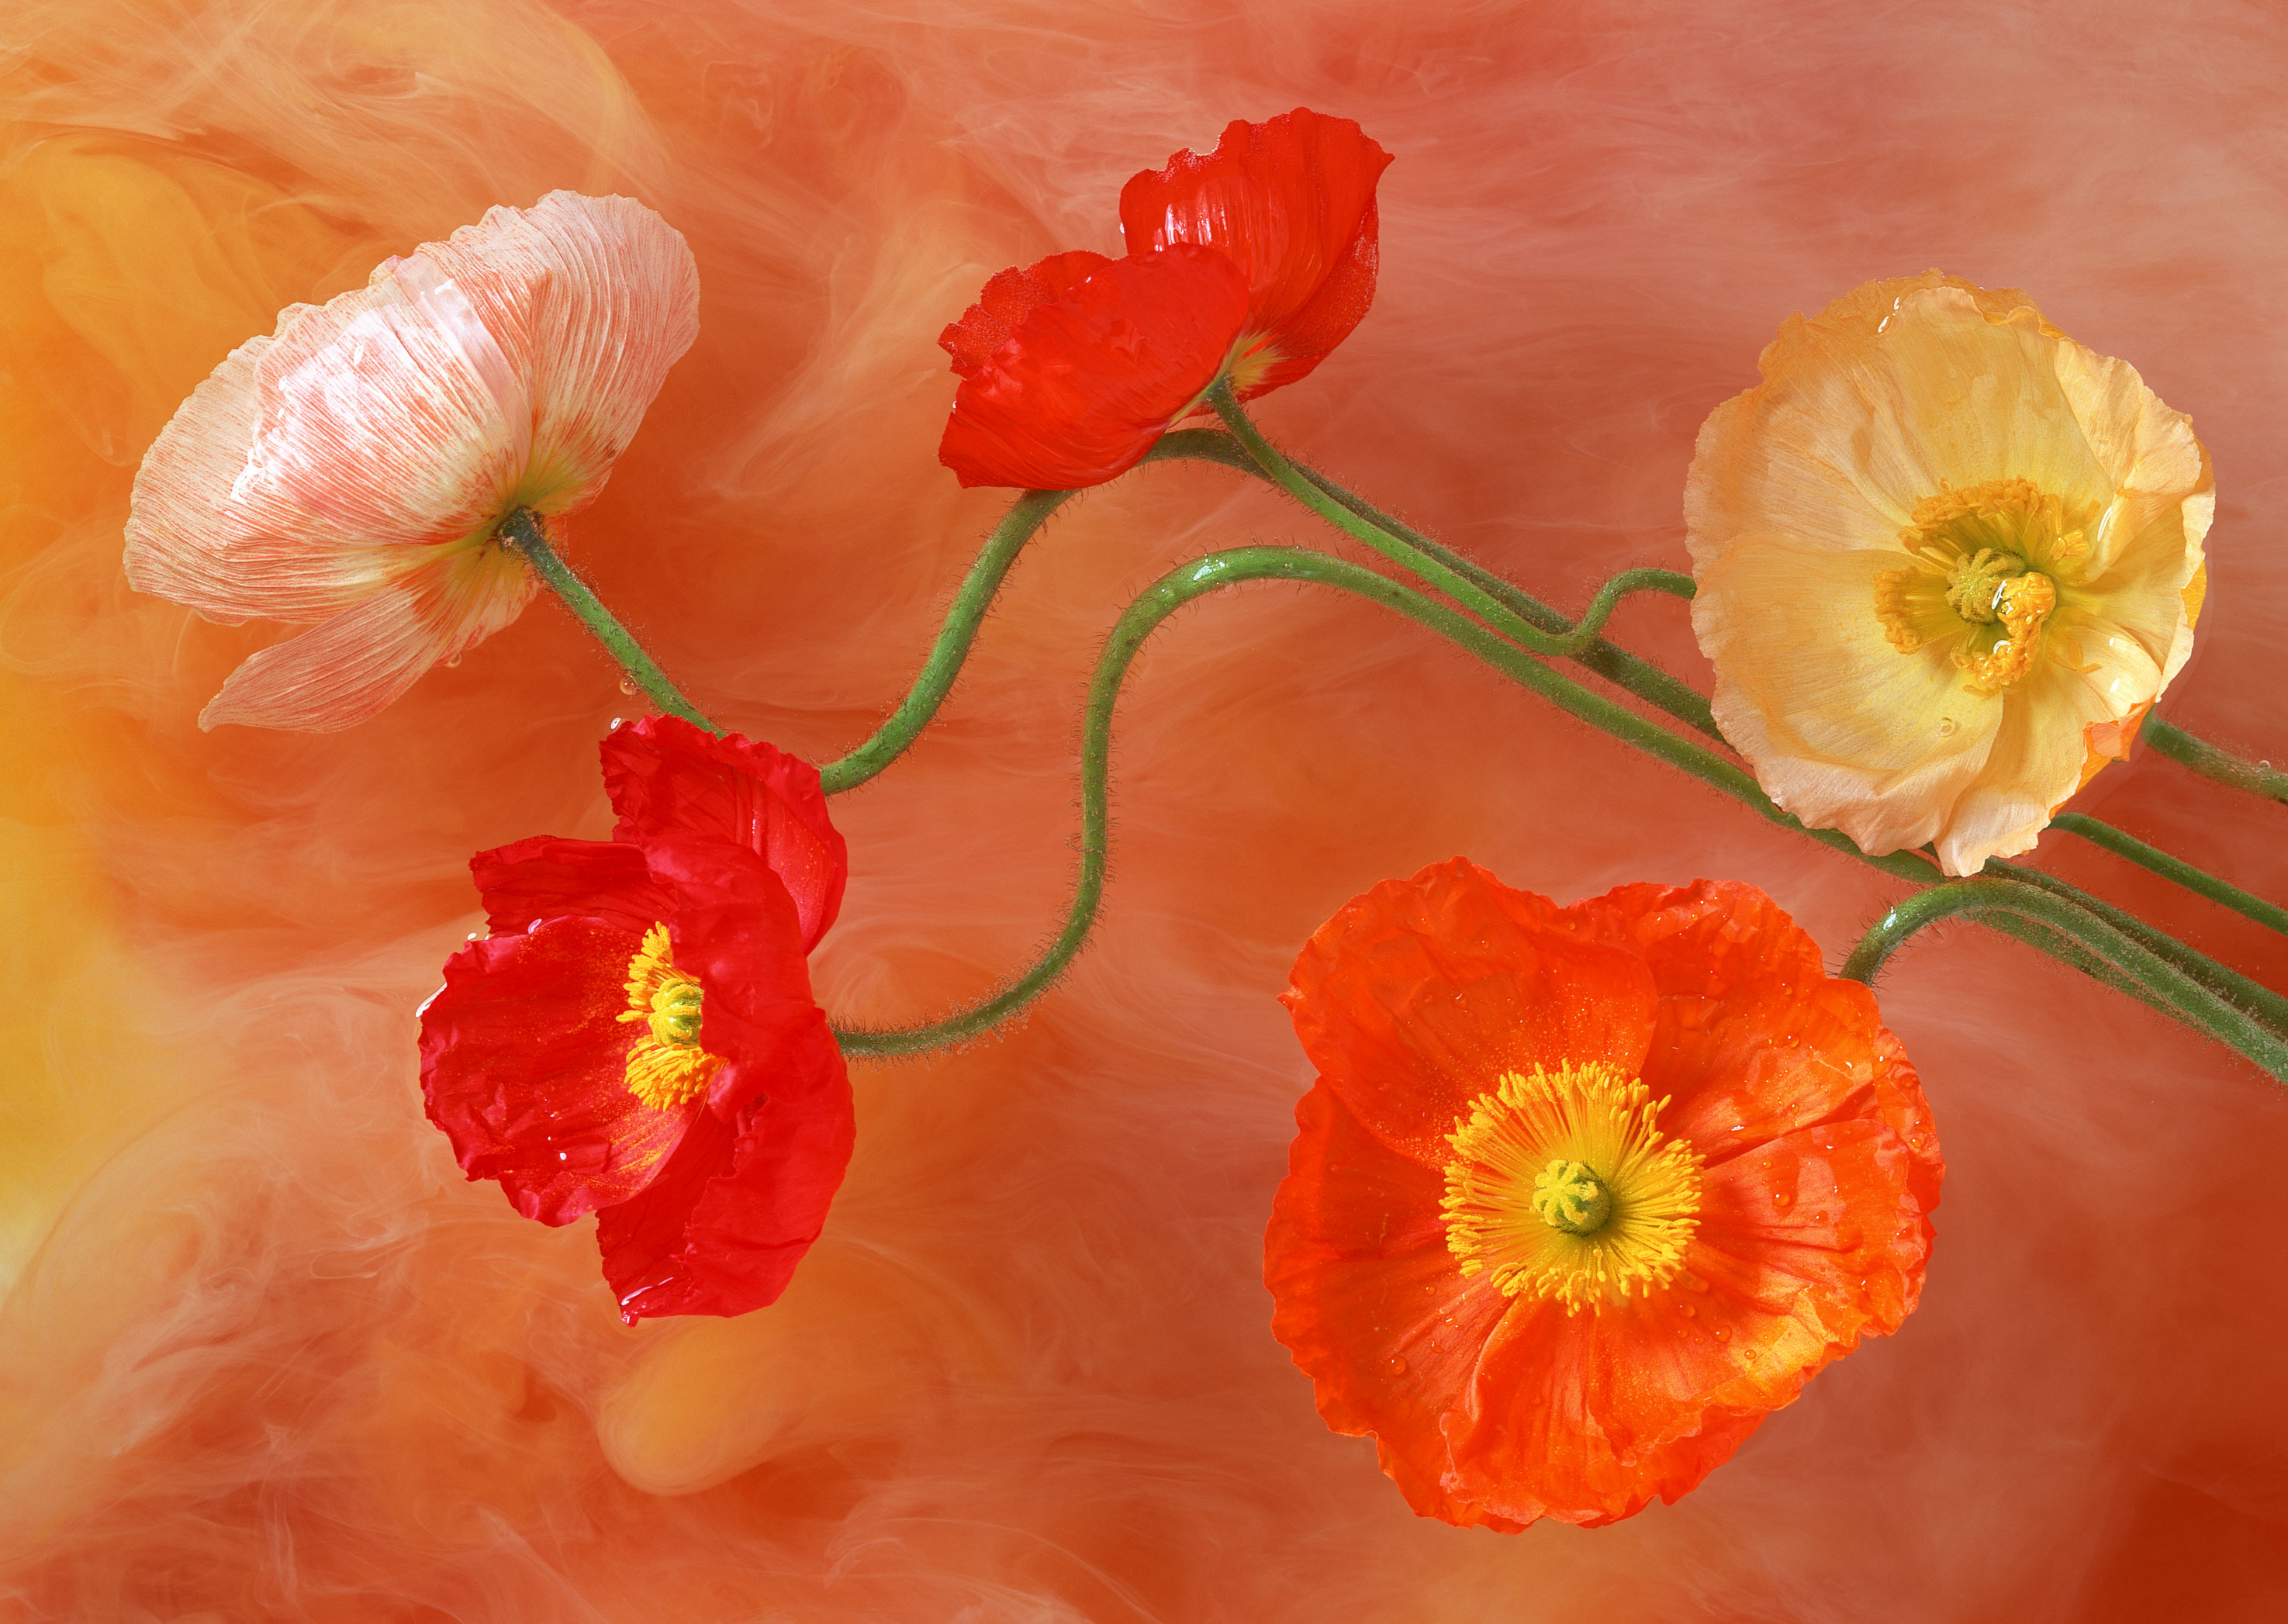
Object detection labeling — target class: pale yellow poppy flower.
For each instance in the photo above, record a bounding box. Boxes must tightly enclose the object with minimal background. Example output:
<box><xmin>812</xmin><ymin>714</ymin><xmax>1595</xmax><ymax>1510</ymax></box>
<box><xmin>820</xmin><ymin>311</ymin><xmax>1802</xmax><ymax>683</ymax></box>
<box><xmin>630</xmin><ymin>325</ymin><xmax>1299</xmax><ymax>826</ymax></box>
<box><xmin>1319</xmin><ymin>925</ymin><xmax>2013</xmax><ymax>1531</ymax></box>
<box><xmin>1685</xmin><ymin>271</ymin><xmax>2211</xmax><ymax>876</ymax></box>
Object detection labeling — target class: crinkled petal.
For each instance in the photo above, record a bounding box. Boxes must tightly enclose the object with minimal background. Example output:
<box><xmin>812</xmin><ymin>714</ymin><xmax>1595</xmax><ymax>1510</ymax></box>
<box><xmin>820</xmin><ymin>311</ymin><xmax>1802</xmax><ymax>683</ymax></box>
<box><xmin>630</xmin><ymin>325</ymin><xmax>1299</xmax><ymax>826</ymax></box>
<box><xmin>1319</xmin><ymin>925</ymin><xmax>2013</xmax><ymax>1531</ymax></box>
<box><xmin>472</xmin><ymin>834</ymin><xmax>668</xmax><ymax>939</ymax></box>
<box><xmin>1695</xmin><ymin>539</ymin><xmax>2003</xmax><ymax>856</ymax></box>
<box><xmin>938</xmin><ymin>243</ymin><xmax>1249</xmax><ymax>490</ymax></box>
<box><xmin>1264</xmin><ymin>1082</ymin><xmax>1523</xmax><ymax>1531</ymax></box>
<box><xmin>1581</xmin><ymin>880</ymin><xmax>1941</xmax><ymax>1216</ymax></box>
<box><xmin>938</xmin><ymin>250</ymin><xmax>1111</xmax><ymax>378</ymax></box>
<box><xmin>1282</xmin><ymin>858</ymin><xmax>1658</xmax><ymax>1170</ymax></box>
<box><xmin>195</xmin><ymin>541</ymin><xmax>536</xmax><ymax>731</ymax></box>
<box><xmin>418</xmin><ymin>916</ymin><xmax>697</xmax><ymax>1226</ymax></box>
<box><xmin>600</xmin><ymin>715</ymin><xmax>848</xmax><ymax>951</ymax></box>
<box><xmin>1118</xmin><ymin>108</ymin><xmax>1392</xmax><ymax>399</ymax></box>
<box><xmin>423</xmin><ymin>190</ymin><xmax>700</xmax><ymax>519</ymax></box>
<box><xmin>1937</xmin><ymin>630</ymin><xmax>2165</xmax><ymax>872</ymax></box>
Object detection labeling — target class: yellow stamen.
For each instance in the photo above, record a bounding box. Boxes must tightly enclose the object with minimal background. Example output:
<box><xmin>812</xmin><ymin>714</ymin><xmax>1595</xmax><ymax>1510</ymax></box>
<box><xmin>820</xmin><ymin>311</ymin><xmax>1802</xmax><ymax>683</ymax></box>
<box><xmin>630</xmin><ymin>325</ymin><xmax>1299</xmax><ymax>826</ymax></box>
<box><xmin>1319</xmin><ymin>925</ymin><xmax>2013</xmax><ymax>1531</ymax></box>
<box><xmin>1872</xmin><ymin>479</ymin><xmax>2079</xmax><ymax>685</ymax></box>
<box><xmin>616</xmin><ymin>923</ymin><xmax>721</xmax><ymax>1111</ymax></box>
<box><xmin>1441</xmin><ymin>1060</ymin><xmax>1702</xmax><ymax>1315</ymax></box>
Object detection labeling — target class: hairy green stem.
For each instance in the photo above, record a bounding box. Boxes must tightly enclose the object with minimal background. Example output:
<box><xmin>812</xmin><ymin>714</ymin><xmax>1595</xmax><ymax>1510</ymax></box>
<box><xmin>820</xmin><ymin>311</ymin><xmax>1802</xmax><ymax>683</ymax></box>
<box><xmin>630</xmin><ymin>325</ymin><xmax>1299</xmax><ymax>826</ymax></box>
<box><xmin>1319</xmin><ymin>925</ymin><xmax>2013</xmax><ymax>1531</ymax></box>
<box><xmin>817</xmin><ymin>489</ymin><xmax>1076</xmax><ymax>794</ymax></box>
<box><xmin>831</xmin><ymin>547</ymin><xmax>2276</xmax><ymax>1076</ymax></box>
<box><xmin>2145</xmin><ymin>717</ymin><xmax>2288</xmax><ymax>807</ymax></box>
<box><xmin>1837</xmin><ymin>877</ymin><xmax>2288</xmax><ymax>1083</ymax></box>
<box><xmin>499</xmin><ymin>509</ymin><xmax>717</xmax><ymax>731</ymax></box>
<box><xmin>2051</xmin><ymin>813</ymin><xmax>2288</xmax><ymax>938</ymax></box>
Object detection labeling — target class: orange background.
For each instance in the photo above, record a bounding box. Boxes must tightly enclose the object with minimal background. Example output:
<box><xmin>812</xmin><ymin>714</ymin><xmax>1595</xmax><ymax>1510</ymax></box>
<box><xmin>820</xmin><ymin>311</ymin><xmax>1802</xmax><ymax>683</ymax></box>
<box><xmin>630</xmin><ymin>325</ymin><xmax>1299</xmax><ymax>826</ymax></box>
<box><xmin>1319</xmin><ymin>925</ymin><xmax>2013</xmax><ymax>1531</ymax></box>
<box><xmin>2</xmin><ymin>2</ymin><xmax>2284</xmax><ymax>1619</ymax></box>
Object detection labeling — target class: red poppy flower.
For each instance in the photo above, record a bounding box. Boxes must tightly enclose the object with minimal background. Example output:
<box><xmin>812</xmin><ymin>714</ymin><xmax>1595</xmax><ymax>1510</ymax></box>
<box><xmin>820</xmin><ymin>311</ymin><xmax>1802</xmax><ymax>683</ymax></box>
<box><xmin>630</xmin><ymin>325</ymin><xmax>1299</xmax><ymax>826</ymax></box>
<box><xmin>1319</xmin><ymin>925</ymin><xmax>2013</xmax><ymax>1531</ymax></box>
<box><xmin>937</xmin><ymin>244</ymin><xmax>1249</xmax><ymax>489</ymax></box>
<box><xmin>1267</xmin><ymin>859</ymin><xmax>1941</xmax><ymax>1529</ymax></box>
<box><xmin>418</xmin><ymin>715</ymin><xmax>850</xmax><ymax>1323</ymax></box>
<box><xmin>1118</xmin><ymin>107</ymin><xmax>1394</xmax><ymax>402</ymax></box>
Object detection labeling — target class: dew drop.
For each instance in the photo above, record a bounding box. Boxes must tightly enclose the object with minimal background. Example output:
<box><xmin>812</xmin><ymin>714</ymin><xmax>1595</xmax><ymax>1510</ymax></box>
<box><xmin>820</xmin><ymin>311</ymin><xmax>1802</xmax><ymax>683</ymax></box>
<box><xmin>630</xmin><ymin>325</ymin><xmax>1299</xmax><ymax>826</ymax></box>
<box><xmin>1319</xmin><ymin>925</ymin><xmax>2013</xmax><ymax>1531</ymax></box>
<box><xmin>1681</xmin><ymin>1272</ymin><xmax>1709</xmax><ymax>1294</ymax></box>
<box><xmin>1811</xmin><ymin>1210</ymin><xmax>1828</xmax><ymax>1223</ymax></box>
<box><xmin>1937</xmin><ymin>716</ymin><xmax>1958</xmax><ymax>738</ymax></box>
<box><xmin>1714</xmin><ymin>1327</ymin><xmax>1731</xmax><ymax>1342</ymax></box>
<box><xmin>1678</xmin><ymin>1302</ymin><xmax>1696</xmax><ymax>1318</ymax></box>
<box><xmin>1773</xmin><ymin>1191</ymin><xmax>1793</xmax><ymax>1208</ymax></box>
<box><xmin>619</xmin><ymin>676</ymin><xmax>640</xmax><ymax>695</ymax></box>
<box><xmin>1387</xmin><ymin>1356</ymin><xmax>1408</xmax><ymax>1376</ymax></box>
<box><xmin>444</xmin><ymin>654</ymin><xmax>463</xmax><ymax>669</ymax></box>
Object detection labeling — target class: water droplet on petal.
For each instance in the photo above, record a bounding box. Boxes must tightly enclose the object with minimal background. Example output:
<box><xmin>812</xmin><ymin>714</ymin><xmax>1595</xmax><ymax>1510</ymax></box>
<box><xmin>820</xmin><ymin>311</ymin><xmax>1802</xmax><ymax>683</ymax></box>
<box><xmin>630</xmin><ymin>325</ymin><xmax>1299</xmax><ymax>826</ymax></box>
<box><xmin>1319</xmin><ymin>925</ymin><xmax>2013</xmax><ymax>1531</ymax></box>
<box><xmin>619</xmin><ymin>676</ymin><xmax>641</xmax><ymax>695</ymax></box>
<box><xmin>1773</xmin><ymin>1191</ymin><xmax>1793</xmax><ymax>1208</ymax></box>
<box><xmin>1387</xmin><ymin>1356</ymin><xmax>1408</xmax><ymax>1376</ymax></box>
<box><xmin>1678</xmin><ymin>1303</ymin><xmax>1696</xmax><ymax>1318</ymax></box>
<box><xmin>1714</xmin><ymin>1326</ymin><xmax>1731</xmax><ymax>1343</ymax></box>
<box><xmin>1937</xmin><ymin>717</ymin><xmax>1958</xmax><ymax>738</ymax></box>
<box><xmin>444</xmin><ymin>654</ymin><xmax>463</xmax><ymax>669</ymax></box>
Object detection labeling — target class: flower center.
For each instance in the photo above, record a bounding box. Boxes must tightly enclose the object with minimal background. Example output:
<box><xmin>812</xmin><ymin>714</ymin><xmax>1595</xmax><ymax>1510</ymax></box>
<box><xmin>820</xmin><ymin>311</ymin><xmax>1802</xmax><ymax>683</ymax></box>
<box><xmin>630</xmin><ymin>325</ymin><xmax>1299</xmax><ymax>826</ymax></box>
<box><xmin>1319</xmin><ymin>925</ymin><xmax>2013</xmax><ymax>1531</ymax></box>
<box><xmin>616</xmin><ymin>923</ymin><xmax>721</xmax><ymax>1111</ymax></box>
<box><xmin>1872</xmin><ymin>478</ymin><xmax>2089</xmax><ymax>693</ymax></box>
<box><xmin>1440</xmin><ymin>1060</ymin><xmax>1702</xmax><ymax>1315</ymax></box>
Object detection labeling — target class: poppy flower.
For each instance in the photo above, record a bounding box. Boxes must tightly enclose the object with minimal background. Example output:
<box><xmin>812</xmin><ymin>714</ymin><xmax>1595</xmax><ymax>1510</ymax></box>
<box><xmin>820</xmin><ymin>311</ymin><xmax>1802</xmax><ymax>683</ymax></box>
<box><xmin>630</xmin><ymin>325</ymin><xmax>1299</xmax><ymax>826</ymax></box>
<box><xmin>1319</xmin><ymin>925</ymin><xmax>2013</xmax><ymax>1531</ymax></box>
<box><xmin>1686</xmin><ymin>270</ymin><xmax>2211</xmax><ymax>874</ymax></box>
<box><xmin>1118</xmin><ymin>107</ymin><xmax>1394</xmax><ymax>403</ymax></box>
<box><xmin>936</xmin><ymin>108</ymin><xmax>1392</xmax><ymax>489</ymax></box>
<box><xmin>1266</xmin><ymin>859</ymin><xmax>1941</xmax><ymax>1529</ymax></box>
<box><xmin>418</xmin><ymin>715</ymin><xmax>849</xmax><ymax>1323</ymax></box>
<box><xmin>126</xmin><ymin>190</ymin><xmax>700</xmax><ymax>731</ymax></box>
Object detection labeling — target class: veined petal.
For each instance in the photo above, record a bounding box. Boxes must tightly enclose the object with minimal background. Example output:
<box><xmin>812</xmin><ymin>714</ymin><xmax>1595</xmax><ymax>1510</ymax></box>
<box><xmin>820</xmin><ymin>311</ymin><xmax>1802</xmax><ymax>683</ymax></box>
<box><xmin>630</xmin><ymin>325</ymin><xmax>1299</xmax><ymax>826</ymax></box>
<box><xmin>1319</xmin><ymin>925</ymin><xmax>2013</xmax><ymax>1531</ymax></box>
<box><xmin>423</xmin><ymin>191</ymin><xmax>700</xmax><ymax>517</ymax></box>
<box><xmin>1118</xmin><ymin>109</ymin><xmax>1393</xmax><ymax>400</ymax></box>
<box><xmin>1937</xmin><ymin>631</ymin><xmax>2165</xmax><ymax>872</ymax></box>
<box><xmin>601</xmin><ymin>716</ymin><xmax>848</xmax><ymax>952</ymax></box>
<box><xmin>196</xmin><ymin>540</ymin><xmax>535</xmax><ymax>731</ymax></box>
<box><xmin>418</xmin><ymin>917</ymin><xmax>697</xmax><ymax>1226</ymax></box>
<box><xmin>1282</xmin><ymin>858</ymin><xmax>1657</xmax><ymax>1170</ymax></box>
<box><xmin>938</xmin><ymin>251</ymin><xmax>1111</xmax><ymax>378</ymax></box>
<box><xmin>1695</xmin><ymin>539</ymin><xmax>2001</xmax><ymax>855</ymax></box>
<box><xmin>937</xmin><ymin>244</ymin><xmax>1249</xmax><ymax>490</ymax></box>
<box><xmin>472</xmin><ymin>835</ymin><xmax>667</xmax><ymax>939</ymax></box>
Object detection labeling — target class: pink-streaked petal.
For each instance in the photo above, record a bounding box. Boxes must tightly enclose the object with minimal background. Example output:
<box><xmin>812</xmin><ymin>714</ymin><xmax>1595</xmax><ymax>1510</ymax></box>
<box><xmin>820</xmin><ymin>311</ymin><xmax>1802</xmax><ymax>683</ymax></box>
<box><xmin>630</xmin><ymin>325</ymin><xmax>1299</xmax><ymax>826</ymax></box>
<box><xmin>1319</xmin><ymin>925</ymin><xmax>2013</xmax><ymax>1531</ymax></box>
<box><xmin>601</xmin><ymin>715</ymin><xmax>848</xmax><ymax>950</ymax></box>
<box><xmin>424</xmin><ymin>191</ymin><xmax>699</xmax><ymax>518</ymax></box>
<box><xmin>472</xmin><ymin>835</ymin><xmax>669</xmax><ymax>938</ymax></box>
<box><xmin>418</xmin><ymin>918</ymin><xmax>696</xmax><ymax>1226</ymax></box>
<box><xmin>196</xmin><ymin>543</ymin><xmax>535</xmax><ymax>731</ymax></box>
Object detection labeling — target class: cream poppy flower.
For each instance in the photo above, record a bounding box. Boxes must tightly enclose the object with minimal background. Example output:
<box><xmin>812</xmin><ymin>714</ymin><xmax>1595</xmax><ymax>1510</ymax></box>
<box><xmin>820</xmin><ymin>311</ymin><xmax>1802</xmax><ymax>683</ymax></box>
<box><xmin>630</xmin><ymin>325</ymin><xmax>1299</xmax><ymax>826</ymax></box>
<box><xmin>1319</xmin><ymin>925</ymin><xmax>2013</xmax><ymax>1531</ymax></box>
<box><xmin>1685</xmin><ymin>271</ymin><xmax>2210</xmax><ymax>876</ymax></box>
<box><xmin>126</xmin><ymin>191</ymin><xmax>699</xmax><ymax>731</ymax></box>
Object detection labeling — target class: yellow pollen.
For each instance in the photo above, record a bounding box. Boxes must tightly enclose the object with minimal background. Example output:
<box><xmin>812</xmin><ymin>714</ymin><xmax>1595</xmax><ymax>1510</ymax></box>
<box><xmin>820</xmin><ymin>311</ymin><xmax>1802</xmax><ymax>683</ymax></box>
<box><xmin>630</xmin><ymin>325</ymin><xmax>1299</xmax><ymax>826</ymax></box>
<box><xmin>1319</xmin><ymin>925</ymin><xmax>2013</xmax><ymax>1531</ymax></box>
<box><xmin>1872</xmin><ymin>478</ymin><xmax>2080</xmax><ymax>686</ymax></box>
<box><xmin>616</xmin><ymin>923</ymin><xmax>721</xmax><ymax>1111</ymax></box>
<box><xmin>1440</xmin><ymin>1060</ymin><xmax>1702</xmax><ymax>1315</ymax></box>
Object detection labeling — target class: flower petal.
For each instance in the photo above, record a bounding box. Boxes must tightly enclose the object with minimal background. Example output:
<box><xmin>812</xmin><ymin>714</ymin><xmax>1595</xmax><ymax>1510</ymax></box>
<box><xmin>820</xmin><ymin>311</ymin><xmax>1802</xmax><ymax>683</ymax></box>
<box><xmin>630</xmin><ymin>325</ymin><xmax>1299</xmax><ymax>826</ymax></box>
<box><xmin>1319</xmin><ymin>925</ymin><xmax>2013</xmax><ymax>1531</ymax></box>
<box><xmin>937</xmin><ymin>243</ymin><xmax>1249</xmax><ymax>490</ymax></box>
<box><xmin>195</xmin><ymin>542</ymin><xmax>536</xmax><ymax>731</ymax></box>
<box><xmin>1695</xmin><ymin>538</ymin><xmax>2003</xmax><ymax>856</ymax></box>
<box><xmin>418</xmin><ymin>916</ymin><xmax>696</xmax><ymax>1226</ymax></box>
<box><xmin>1440</xmin><ymin>1294</ymin><xmax>1769</xmax><ymax>1527</ymax></box>
<box><xmin>423</xmin><ymin>191</ymin><xmax>700</xmax><ymax>517</ymax></box>
<box><xmin>1581</xmin><ymin>880</ymin><xmax>1941</xmax><ymax>1216</ymax></box>
<box><xmin>642</xmin><ymin>834</ymin><xmax>838</xmax><ymax>1121</ymax></box>
<box><xmin>1282</xmin><ymin>858</ymin><xmax>1657</xmax><ymax>1170</ymax></box>
<box><xmin>937</xmin><ymin>250</ymin><xmax>1111</xmax><ymax>378</ymax></box>
<box><xmin>596</xmin><ymin>962</ymin><xmax>852</xmax><ymax>1325</ymax></box>
<box><xmin>1264</xmin><ymin>1081</ymin><xmax>1523</xmax><ymax>1530</ymax></box>
<box><xmin>600</xmin><ymin>716</ymin><xmax>848</xmax><ymax>951</ymax></box>
<box><xmin>472</xmin><ymin>834</ymin><xmax>667</xmax><ymax>939</ymax></box>
<box><xmin>1118</xmin><ymin>109</ymin><xmax>1393</xmax><ymax>399</ymax></box>
<box><xmin>1936</xmin><ymin>628</ymin><xmax>2165</xmax><ymax>872</ymax></box>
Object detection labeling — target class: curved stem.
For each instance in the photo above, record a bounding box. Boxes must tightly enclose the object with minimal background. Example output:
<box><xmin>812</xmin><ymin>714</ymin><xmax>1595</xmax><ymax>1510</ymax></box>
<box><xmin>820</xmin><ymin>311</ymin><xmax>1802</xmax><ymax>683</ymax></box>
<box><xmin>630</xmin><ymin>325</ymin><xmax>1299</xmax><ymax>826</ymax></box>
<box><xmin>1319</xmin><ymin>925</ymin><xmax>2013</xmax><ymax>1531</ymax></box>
<box><xmin>1150</xmin><ymin>427</ymin><xmax>1723</xmax><ymax>741</ymax></box>
<box><xmin>1837</xmin><ymin>876</ymin><xmax>2288</xmax><ymax>1083</ymax></box>
<box><xmin>499</xmin><ymin>509</ymin><xmax>716</xmax><ymax>731</ymax></box>
<box><xmin>2145</xmin><ymin>716</ymin><xmax>2288</xmax><ymax>807</ymax></box>
<box><xmin>2050</xmin><ymin>813</ymin><xmax>2288</xmax><ymax>938</ymax></box>
<box><xmin>817</xmin><ymin>489</ymin><xmax>1076</xmax><ymax>794</ymax></box>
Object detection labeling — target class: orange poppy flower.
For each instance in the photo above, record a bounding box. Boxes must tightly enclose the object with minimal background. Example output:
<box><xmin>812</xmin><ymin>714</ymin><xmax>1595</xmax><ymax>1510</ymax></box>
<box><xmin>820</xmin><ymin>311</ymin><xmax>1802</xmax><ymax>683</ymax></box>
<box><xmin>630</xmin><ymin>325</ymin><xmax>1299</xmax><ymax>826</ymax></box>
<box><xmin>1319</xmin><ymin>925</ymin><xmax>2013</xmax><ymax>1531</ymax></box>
<box><xmin>1267</xmin><ymin>859</ymin><xmax>1941</xmax><ymax>1529</ymax></box>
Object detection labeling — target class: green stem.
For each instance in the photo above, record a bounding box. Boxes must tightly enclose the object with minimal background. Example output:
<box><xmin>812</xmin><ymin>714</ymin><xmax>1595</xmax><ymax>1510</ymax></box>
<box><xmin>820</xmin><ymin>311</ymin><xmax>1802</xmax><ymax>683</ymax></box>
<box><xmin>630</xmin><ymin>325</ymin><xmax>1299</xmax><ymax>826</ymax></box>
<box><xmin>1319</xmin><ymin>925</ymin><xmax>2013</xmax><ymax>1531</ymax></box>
<box><xmin>1837</xmin><ymin>876</ymin><xmax>2288</xmax><ymax>1083</ymax></box>
<box><xmin>816</xmin><ymin>489</ymin><xmax>1076</xmax><ymax>794</ymax></box>
<box><xmin>498</xmin><ymin>509</ymin><xmax>717</xmax><ymax>732</ymax></box>
<box><xmin>1986</xmin><ymin>857</ymin><xmax>2288</xmax><ymax>1036</ymax></box>
<box><xmin>2050</xmin><ymin>813</ymin><xmax>2288</xmax><ymax>938</ymax></box>
<box><xmin>2145</xmin><ymin>717</ymin><xmax>2288</xmax><ymax>807</ymax></box>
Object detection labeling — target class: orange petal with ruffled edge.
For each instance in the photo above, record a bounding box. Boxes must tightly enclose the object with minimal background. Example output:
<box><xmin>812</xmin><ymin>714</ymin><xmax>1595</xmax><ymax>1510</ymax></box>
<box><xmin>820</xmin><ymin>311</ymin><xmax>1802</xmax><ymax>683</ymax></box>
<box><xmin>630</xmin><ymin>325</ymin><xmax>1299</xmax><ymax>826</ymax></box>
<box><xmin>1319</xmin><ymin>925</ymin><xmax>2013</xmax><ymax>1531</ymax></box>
<box><xmin>1281</xmin><ymin>856</ymin><xmax>1657</xmax><ymax>1168</ymax></box>
<box><xmin>126</xmin><ymin>191</ymin><xmax>698</xmax><ymax>727</ymax></box>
